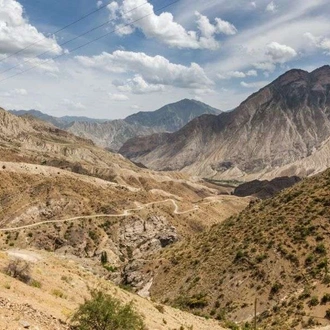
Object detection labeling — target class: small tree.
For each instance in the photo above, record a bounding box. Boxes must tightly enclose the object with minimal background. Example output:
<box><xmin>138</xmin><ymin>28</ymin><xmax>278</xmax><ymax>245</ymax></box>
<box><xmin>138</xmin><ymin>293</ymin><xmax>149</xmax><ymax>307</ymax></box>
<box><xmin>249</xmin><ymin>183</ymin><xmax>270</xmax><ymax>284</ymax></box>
<box><xmin>71</xmin><ymin>291</ymin><xmax>146</xmax><ymax>330</ymax></box>
<box><xmin>4</xmin><ymin>259</ymin><xmax>31</xmax><ymax>283</ymax></box>
<box><xmin>100</xmin><ymin>251</ymin><xmax>108</xmax><ymax>265</ymax></box>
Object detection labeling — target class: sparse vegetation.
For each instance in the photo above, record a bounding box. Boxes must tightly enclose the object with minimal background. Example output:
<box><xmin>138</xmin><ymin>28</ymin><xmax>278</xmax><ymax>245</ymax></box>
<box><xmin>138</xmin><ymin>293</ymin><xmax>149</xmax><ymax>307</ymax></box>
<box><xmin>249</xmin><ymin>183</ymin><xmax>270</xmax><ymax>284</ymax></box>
<box><xmin>150</xmin><ymin>168</ymin><xmax>330</xmax><ymax>328</ymax></box>
<box><xmin>4</xmin><ymin>259</ymin><xmax>31</xmax><ymax>283</ymax></box>
<box><xmin>71</xmin><ymin>290</ymin><xmax>146</xmax><ymax>330</ymax></box>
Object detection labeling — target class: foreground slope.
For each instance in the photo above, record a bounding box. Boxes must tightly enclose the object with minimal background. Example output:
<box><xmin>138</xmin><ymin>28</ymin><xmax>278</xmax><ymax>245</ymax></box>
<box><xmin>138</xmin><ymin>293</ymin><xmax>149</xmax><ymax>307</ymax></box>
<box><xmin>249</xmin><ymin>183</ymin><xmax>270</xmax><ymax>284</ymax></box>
<box><xmin>120</xmin><ymin>65</ymin><xmax>330</xmax><ymax>180</ymax></box>
<box><xmin>0</xmin><ymin>249</ymin><xmax>226</xmax><ymax>330</ymax></box>
<box><xmin>147</xmin><ymin>168</ymin><xmax>330</xmax><ymax>329</ymax></box>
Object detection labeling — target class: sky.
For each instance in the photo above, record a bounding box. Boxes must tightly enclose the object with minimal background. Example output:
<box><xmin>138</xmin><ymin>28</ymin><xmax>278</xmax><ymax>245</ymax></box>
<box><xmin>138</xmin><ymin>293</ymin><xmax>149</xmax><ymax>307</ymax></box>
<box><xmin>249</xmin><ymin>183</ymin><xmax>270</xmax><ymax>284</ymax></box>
<box><xmin>0</xmin><ymin>0</ymin><xmax>329</xmax><ymax>119</ymax></box>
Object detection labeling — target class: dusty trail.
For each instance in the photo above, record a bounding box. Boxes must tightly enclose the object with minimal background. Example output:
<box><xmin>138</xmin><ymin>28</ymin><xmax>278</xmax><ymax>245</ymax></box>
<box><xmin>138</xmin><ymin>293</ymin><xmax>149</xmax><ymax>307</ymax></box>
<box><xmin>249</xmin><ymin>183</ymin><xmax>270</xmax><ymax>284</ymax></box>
<box><xmin>0</xmin><ymin>199</ymin><xmax>198</xmax><ymax>232</ymax></box>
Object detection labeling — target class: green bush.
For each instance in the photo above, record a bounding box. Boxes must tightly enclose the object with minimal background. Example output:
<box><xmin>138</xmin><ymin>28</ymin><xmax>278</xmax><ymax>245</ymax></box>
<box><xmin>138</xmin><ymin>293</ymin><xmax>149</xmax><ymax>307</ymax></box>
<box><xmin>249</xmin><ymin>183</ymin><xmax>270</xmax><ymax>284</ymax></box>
<box><xmin>309</xmin><ymin>296</ymin><xmax>319</xmax><ymax>307</ymax></box>
<box><xmin>326</xmin><ymin>309</ymin><xmax>330</xmax><ymax>320</ymax></box>
<box><xmin>71</xmin><ymin>290</ymin><xmax>146</xmax><ymax>330</ymax></box>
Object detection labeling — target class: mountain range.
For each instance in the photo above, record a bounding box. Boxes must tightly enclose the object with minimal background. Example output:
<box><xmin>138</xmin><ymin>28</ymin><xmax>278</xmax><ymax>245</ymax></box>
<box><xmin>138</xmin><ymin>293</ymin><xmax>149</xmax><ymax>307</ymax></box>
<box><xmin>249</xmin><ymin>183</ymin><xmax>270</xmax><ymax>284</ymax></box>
<box><xmin>3</xmin><ymin>65</ymin><xmax>330</xmax><ymax>329</ymax></box>
<box><xmin>11</xmin><ymin>99</ymin><xmax>220</xmax><ymax>151</ymax></box>
<box><xmin>120</xmin><ymin>65</ymin><xmax>330</xmax><ymax>181</ymax></box>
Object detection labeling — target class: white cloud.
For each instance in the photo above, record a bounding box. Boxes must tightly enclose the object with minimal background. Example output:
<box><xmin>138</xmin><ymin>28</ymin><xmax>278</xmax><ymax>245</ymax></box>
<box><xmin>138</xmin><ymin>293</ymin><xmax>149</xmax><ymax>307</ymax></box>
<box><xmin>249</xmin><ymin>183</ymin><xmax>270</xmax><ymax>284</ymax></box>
<box><xmin>217</xmin><ymin>69</ymin><xmax>258</xmax><ymax>79</ymax></box>
<box><xmin>19</xmin><ymin>57</ymin><xmax>60</xmax><ymax>74</ymax></box>
<box><xmin>304</xmin><ymin>32</ymin><xmax>330</xmax><ymax>54</ymax></box>
<box><xmin>109</xmin><ymin>0</ymin><xmax>236</xmax><ymax>50</ymax></box>
<box><xmin>252</xmin><ymin>42</ymin><xmax>297</xmax><ymax>72</ymax></box>
<box><xmin>109</xmin><ymin>93</ymin><xmax>129</xmax><ymax>101</ymax></box>
<box><xmin>61</xmin><ymin>99</ymin><xmax>86</xmax><ymax>111</ymax></box>
<box><xmin>117</xmin><ymin>75</ymin><xmax>165</xmax><ymax>94</ymax></box>
<box><xmin>0</xmin><ymin>88</ymin><xmax>28</xmax><ymax>97</ymax></box>
<box><xmin>247</xmin><ymin>69</ymin><xmax>258</xmax><ymax>76</ymax></box>
<box><xmin>107</xmin><ymin>1</ymin><xmax>119</xmax><ymax>19</ymax></box>
<box><xmin>130</xmin><ymin>104</ymin><xmax>140</xmax><ymax>110</ymax></box>
<box><xmin>240</xmin><ymin>80</ymin><xmax>269</xmax><ymax>88</ymax></box>
<box><xmin>250</xmin><ymin>2</ymin><xmax>257</xmax><ymax>8</ymax></box>
<box><xmin>76</xmin><ymin>50</ymin><xmax>214</xmax><ymax>89</ymax></box>
<box><xmin>253</xmin><ymin>61</ymin><xmax>276</xmax><ymax>72</ymax></box>
<box><xmin>12</xmin><ymin>88</ymin><xmax>27</xmax><ymax>95</ymax></box>
<box><xmin>265</xmin><ymin>41</ymin><xmax>297</xmax><ymax>63</ymax></box>
<box><xmin>0</xmin><ymin>0</ymin><xmax>62</xmax><ymax>56</ymax></box>
<box><xmin>96</xmin><ymin>1</ymin><xmax>103</xmax><ymax>9</ymax></box>
<box><xmin>228</xmin><ymin>71</ymin><xmax>246</xmax><ymax>78</ymax></box>
<box><xmin>115</xmin><ymin>23</ymin><xmax>135</xmax><ymax>36</ymax></box>
<box><xmin>214</xmin><ymin>18</ymin><xmax>237</xmax><ymax>35</ymax></box>
<box><xmin>266</xmin><ymin>1</ymin><xmax>277</xmax><ymax>13</ymax></box>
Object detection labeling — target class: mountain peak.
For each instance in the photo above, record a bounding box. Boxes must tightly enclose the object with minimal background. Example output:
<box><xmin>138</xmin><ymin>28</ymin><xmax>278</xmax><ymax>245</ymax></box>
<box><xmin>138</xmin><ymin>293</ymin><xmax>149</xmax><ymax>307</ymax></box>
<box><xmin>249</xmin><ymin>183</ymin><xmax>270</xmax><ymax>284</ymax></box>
<box><xmin>311</xmin><ymin>64</ymin><xmax>330</xmax><ymax>73</ymax></box>
<box><xmin>274</xmin><ymin>68</ymin><xmax>309</xmax><ymax>86</ymax></box>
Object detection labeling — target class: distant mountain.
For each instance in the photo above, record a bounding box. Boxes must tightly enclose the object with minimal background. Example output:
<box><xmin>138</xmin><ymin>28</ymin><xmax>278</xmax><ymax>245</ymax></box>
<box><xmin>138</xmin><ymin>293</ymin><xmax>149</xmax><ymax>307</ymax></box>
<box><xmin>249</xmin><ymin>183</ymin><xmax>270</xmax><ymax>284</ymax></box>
<box><xmin>9</xmin><ymin>109</ymin><xmax>108</xmax><ymax>129</ymax></box>
<box><xmin>125</xmin><ymin>99</ymin><xmax>221</xmax><ymax>132</ymax></box>
<box><xmin>67</xmin><ymin>120</ymin><xmax>157</xmax><ymax>151</ymax></box>
<box><xmin>120</xmin><ymin>65</ymin><xmax>330</xmax><ymax>180</ymax></box>
<box><xmin>68</xmin><ymin>99</ymin><xmax>220</xmax><ymax>151</ymax></box>
<box><xmin>11</xmin><ymin>99</ymin><xmax>221</xmax><ymax>151</ymax></box>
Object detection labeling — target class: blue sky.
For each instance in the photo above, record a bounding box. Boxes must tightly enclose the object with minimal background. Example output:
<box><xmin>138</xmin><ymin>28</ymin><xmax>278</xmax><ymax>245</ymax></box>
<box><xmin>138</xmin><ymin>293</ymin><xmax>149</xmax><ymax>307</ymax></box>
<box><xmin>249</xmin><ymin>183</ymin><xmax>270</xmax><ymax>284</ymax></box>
<box><xmin>0</xmin><ymin>0</ymin><xmax>329</xmax><ymax>118</ymax></box>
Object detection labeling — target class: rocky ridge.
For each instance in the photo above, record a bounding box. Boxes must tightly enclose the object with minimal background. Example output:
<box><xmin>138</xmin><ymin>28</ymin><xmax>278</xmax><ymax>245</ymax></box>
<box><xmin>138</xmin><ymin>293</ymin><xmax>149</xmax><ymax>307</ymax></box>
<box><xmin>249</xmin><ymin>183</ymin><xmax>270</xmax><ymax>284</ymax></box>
<box><xmin>120</xmin><ymin>65</ymin><xmax>330</xmax><ymax>181</ymax></box>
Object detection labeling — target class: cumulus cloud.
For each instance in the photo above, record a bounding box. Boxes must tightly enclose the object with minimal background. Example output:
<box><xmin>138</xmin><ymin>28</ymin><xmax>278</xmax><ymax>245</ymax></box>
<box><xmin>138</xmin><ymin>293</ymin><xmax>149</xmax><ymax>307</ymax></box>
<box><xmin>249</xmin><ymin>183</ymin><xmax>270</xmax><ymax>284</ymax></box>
<box><xmin>76</xmin><ymin>50</ymin><xmax>214</xmax><ymax>90</ymax></box>
<box><xmin>0</xmin><ymin>0</ymin><xmax>62</xmax><ymax>56</ymax></box>
<box><xmin>109</xmin><ymin>93</ymin><xmax>129</xmax><ymax>101</ymax></box>
<box><xmin>266</xmin><ymin>1</ymin><xmax>277</xmax><ymax>13</ymax></box>
<box><xmin>304</xmin><ymin>32</ymin><xmax>330</xmax><ymax>55</ymax></box>
<box><xmin>265</xmin><ymin>42</ymin><xmax>297</xmax><ymax>62</ymax></box>
<box><xmin>108</xmin><ymin>0</ymin><xmax>236</xmax><ymax>50</ymax></box>
<box><xmin>253</xmin><ymin>42</ymin><xmax>297</xmax><ymax>72</ymax></box>
<box><xmin>217</xmin><ymin>69</ymin><xmax>258</xmax><ymax>79</ymax></box>
<box><xmin>214</xmin><ymin>18</ymin><xmax>237</xmax><ymax>35</ymax></box>
<box><xmin>96</xmin><ymin>1</ymin><xmax>103</xmax><ymax>9</ymax></box>
<box><xmin>107</xmin><ymin>1</ymin><xmax>119</xmax><ymax>19</ymax></box>
<box><xmin>116</xmin><ymin>75</ymin><xmax>165</xmax><ymax>94</ymax></box>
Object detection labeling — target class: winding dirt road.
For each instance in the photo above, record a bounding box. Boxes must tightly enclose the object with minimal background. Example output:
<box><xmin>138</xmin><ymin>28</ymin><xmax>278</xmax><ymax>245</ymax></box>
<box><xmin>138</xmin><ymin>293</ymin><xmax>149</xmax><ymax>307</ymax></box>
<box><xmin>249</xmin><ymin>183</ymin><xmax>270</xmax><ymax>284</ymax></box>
<box><xmin>0</xmin><ymin>199</ymin><xmax>199</xmax><ymax>232</ymax></box>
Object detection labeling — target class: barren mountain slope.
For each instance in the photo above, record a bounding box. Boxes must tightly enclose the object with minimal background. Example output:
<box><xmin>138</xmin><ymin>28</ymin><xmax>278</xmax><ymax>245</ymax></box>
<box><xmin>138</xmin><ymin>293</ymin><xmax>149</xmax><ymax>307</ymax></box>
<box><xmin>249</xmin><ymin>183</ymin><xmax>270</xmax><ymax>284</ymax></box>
<box><xmin>0</xmin><ymin>108</ymin><xmax>137</xmax><ymax>175</ymax></box>
<box><xmin>0</xmin><ymin>107</ymin><xmax>210</xmax><ymax>191</ymax></box>
<box><xmin>67</xmin><ymin>119</ymin><xmax>156</xmax><ymax>151</ymax></box>
<box><xmin>120</xmin><ymin>65</ymin><xmax>330</xmax><ymax>180</ymax></box>
<box><xmin>145</xmin><ymin>168</ymin><xmax>330</xmax><ymax>329</ymax></box>
<box><xmin>0</xmin><ymin>160</ymin><xmax>249</xmax><ymax>296</ymax></box>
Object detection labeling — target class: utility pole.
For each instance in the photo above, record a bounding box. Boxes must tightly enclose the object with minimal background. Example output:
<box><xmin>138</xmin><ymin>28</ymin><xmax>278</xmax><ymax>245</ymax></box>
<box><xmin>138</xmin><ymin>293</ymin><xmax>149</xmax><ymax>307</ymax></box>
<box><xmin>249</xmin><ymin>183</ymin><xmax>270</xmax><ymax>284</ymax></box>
<box><xmin>254</xmin><ymin>297</ymin><xmax>258</xmax><ymax>330</ymax></box>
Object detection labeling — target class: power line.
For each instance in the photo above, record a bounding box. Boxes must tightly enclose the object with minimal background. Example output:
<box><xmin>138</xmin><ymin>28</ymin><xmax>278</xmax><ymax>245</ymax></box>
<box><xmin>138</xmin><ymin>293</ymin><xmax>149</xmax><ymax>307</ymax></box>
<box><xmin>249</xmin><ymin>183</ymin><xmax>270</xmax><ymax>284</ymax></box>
<box><xmin>0</xmin><ymin>1</ymin><xmax>112</xmax><ymax>64</ymax></box>
<box><xmin>0</xmin><ymin>0</ymin><xmax>180</xmax><ymax>84</ymax></box>
<box><xmin>0</xmin><ymin>1</ymin><xmax>150</xmax><ymax>76</ymax></box>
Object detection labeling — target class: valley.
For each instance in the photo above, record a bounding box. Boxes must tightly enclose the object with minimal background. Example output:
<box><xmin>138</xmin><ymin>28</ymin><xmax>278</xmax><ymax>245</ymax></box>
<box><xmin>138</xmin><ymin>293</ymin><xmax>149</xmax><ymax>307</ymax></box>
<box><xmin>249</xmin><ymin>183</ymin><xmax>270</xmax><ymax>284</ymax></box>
<box><xmin>2</xmin><ymin>64</ymin><xmax>330</xmax><ymax>329</ymax></box>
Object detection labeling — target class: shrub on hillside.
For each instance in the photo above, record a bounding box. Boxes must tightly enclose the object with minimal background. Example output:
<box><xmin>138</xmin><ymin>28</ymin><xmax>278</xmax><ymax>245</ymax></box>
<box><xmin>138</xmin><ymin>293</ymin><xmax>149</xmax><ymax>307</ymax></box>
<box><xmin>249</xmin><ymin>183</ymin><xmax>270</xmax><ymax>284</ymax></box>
<box><xmin>71</xmin><ymin>290</ymin><xmax>146</xmax><ymax>330</ymax></box>
<box><xmin>4</xmin><ymin>259</ymin><xmax>31</xmax><ymax>283</ymax></box>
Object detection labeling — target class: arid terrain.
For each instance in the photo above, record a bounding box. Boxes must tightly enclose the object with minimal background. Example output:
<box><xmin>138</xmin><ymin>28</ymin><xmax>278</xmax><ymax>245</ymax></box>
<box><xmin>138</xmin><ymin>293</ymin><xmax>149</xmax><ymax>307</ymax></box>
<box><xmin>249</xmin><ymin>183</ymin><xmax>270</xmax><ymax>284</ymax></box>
<box><xmin>0</xmin><ymin>107</ymin><xmax>250</xmax><ymax>329</ymax></box>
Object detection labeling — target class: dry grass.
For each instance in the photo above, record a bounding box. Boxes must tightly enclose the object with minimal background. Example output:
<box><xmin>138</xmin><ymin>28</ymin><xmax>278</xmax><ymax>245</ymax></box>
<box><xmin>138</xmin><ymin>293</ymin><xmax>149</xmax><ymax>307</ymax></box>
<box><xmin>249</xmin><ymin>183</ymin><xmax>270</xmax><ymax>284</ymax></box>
<box><xmin>0</xmin><ymin>249</ymin><xmax>226</xmax><ymax>330</ymax></box>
